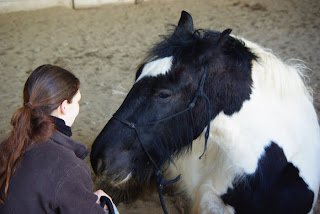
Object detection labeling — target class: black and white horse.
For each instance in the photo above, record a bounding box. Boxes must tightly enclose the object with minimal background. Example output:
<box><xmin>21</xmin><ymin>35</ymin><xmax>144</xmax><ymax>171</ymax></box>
<box><xmin>91</xmin><ymin>11</ymin><xmax>320</xmax><ymax>213</ymax></box>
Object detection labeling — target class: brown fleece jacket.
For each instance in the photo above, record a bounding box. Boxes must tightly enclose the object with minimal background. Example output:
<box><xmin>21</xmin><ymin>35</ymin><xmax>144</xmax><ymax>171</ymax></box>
<box><xmin>0</xmin><ymin>130</ymin><xmax>105</xmax><ymax>214</ymax></box>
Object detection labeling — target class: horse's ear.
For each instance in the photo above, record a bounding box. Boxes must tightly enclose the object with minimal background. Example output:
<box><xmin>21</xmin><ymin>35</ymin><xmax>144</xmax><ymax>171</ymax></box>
<box><xmin>217</xmin><ymin>28</ymin><xmax>232</xmax><ymax>44</ymax></box>
<box><xmin>177</xmin><ymin>11</ymin><xmax>194</xmax><ymax>33</ymax></box>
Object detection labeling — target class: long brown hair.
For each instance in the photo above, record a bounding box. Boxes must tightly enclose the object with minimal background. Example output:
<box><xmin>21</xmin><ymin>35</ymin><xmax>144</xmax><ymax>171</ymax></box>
<box><xmin>0</xmin><ymin>64</ymin><xmax>80</xmax><ymax>203</ymax></box>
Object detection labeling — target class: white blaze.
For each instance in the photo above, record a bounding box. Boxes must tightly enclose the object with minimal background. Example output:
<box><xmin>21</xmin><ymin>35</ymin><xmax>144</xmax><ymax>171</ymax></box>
<box><xmin>136</xmin><ymin>56</ymin><xmax>173</xmax><ymax>83</ymax></box>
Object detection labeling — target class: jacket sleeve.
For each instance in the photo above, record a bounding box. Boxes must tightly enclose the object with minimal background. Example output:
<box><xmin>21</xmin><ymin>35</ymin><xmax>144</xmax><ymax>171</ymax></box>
<box><xmin>54</xmin><ymin>162</ymin><xmax>105</xmax><ymax>214</ymax></box>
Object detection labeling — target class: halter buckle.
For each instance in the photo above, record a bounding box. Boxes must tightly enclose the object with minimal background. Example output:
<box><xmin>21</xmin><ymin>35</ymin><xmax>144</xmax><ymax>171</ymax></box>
<box><xmin>128</xmin><ymin>122</ymin><xmax>135</xmax><ymax>128</ymax></box>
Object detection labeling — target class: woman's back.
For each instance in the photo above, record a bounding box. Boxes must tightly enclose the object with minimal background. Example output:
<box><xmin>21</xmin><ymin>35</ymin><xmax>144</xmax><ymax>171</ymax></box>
<box><xmin>0</xmin><ymin>130</ymin><xmax>103</xmax><ymax>214</ymax></box>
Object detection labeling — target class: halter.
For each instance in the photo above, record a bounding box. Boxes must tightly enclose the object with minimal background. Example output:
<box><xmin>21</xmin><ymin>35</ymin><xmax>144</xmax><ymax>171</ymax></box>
<box><xmin>113</xmin><ymin>67</ymin><xmax>212</xmax><ymax>214</ymax></box>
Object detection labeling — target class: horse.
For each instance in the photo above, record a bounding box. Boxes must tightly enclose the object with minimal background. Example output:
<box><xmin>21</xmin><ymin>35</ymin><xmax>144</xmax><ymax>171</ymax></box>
<box><xmin>90</xmin><ymin>11</ymin><xmax>320</xmax><ymax>214</ymax></box>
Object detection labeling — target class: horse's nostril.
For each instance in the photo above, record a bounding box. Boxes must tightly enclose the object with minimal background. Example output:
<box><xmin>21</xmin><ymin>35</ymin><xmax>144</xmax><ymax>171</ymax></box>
<box><xmin>96</xmin><ymin>158</ymin><xmax>106</xmax><ymax>175</ymax></box>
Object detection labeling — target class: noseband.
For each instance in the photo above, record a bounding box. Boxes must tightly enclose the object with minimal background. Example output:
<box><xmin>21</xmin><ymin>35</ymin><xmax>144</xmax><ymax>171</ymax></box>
<box><xmin>113</xmin><ymin>67</ymin><xmax>212</xmax><ymax>214</ymax></box>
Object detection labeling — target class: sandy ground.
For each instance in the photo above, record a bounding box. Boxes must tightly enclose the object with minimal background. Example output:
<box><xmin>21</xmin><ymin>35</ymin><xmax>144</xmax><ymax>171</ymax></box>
<box><xmin>0</xmin><ymin>0</ymin><xmax>319</xmax><ymax>213</ymax></box>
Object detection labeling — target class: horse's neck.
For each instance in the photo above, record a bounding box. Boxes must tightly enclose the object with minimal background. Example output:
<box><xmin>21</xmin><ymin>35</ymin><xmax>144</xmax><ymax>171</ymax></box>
<box><xmin>211</xmin><ymin>80</ymin><xmax>317</xmax><ymax>174</ymax></box>
<box><xmin>241</xmin><ymin>37</ymin><xmax>312</xmax><ymax>102</ymax></box>
<box><xmin>208</xmin><ymin>40</ymin><xmax>317</xmax><ymax>174</ymax></box>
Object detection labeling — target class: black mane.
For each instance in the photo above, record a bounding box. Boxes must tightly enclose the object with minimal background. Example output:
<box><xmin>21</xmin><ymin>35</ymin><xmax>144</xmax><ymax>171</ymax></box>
<box><xmin>149</xmin><ymin>27</ymin><xmax>221</xmax><ymax>59</ymax></box>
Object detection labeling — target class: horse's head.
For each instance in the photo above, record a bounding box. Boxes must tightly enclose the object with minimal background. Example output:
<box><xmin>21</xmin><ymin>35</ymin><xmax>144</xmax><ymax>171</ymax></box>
<box><xmin>91</xmin><ymin>11</ymin><xmax>256</xmax><ymax>196</ymax></box>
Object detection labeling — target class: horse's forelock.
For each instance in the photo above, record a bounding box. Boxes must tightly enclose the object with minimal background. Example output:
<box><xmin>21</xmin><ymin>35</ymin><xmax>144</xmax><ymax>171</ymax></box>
<box><xmin>146</xmin><ymin>27</ymin><xmax>218</xmax><ymax>62</ymax></box>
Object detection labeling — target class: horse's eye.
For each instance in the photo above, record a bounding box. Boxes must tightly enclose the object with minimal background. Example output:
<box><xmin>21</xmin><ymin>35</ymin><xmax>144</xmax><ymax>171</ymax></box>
<box><xmin>155</xmin><ymin>89</ymin><xmax>172</xmax><ymax>100</ymax></box>
<box><xmin>158</xmin><ymin>92</ymin><xmax>171</xmax><ymax>99</ymax></box>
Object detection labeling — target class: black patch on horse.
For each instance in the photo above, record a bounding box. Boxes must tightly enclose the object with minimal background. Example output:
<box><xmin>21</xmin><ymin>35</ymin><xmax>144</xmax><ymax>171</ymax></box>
<box><xmin>221</xmin><ymin>142</ymin><xmax>314</xmax><ymax>214</ymax></box>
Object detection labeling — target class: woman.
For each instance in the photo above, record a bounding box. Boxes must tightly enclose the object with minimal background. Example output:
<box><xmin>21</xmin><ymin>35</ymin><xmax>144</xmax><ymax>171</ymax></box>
<box><xmin>0</xmin><ymin>65</ymin><xmax>116</xmax><ymax>213</ymax></box>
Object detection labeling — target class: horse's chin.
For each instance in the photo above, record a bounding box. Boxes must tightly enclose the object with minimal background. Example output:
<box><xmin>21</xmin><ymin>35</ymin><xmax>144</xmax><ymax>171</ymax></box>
<box><xmin>109</xmin><ymin>172</ymin><xmax>133</xmax><ymax>187</ymax></box>
<box><xmin>95</xmin><ymin>172</ymin><xmax>150</xmax><ymax>204</ymax></box>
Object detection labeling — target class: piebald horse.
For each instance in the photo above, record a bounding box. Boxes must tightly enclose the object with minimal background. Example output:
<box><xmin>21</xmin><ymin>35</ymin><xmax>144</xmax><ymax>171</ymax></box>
<box><xmin>91</xmin><ymin>11</ymin><xmax>320</xmax><ymax>214</ymax></box>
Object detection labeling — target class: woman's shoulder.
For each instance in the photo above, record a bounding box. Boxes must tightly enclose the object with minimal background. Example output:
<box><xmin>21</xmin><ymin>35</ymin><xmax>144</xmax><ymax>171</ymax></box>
<box><xmin>7</xmin><ymin>132</ymin><xmax>93</xmax><ymax>206</ymax></box>
<box><xmin>24</xmin><ymin>131</ymin><xmax>90</xmax><ymax>175</ymax></box>
<box><xmin>50</xmin><ymin>131</ymin><xmax>89</xmax><ymax>159</ymax></box>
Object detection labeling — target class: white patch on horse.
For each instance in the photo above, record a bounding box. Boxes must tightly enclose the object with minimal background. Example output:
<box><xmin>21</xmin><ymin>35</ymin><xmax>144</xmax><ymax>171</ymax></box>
<box><xmin>136</xmin><ymin>56</ymin><xmax>173</xmax><ymax>82</ymax></box>
<box><xmin>113</xmin><ymin>173</ymin><xmax>132</xmax><ymax>186</ymax></box>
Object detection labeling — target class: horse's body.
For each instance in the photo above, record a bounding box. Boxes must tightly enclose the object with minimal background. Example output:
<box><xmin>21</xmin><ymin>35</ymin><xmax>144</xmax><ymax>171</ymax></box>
<box><xmin>91</xmin><ymin>11</ymin><xmax>320</xmax><ymax>213</ymax></box>
<box><xmin>166</xmin><ymin>37</ymin><xmax>320</xmax><ymax>214</ymax></box>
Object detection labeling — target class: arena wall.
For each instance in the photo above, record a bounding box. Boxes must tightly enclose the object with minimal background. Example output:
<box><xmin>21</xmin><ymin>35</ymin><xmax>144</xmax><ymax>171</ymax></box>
<box><xmin>0</xmin><ymin>0</ymin><xmax>141</xmax><ymax>14</ymax></box>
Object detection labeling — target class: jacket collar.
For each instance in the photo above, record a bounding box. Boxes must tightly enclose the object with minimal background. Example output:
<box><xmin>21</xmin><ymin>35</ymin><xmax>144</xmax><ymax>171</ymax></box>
<box><xmin>52</xmin><ymin>116</ymin><xmax>72</xmax><ymax>137</ymax></box>
<box><xmin>50</xmin><ymin>131</ymin><xmax>89</xmax><ymax>160</ymax></box>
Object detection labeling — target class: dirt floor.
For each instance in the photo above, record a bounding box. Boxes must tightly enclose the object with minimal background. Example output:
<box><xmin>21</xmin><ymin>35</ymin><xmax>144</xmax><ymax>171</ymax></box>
<box><xmin>0</xmin><ymin>0</ymin><xmax>319</xmax><ymax>213</ymax></box>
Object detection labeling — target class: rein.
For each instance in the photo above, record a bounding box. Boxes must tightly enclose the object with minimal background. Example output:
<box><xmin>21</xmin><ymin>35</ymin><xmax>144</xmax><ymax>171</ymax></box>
<box><xmin>112</xmin><ymin>67</ymin><xmax>212</xmax><ymax>214</ymax></box>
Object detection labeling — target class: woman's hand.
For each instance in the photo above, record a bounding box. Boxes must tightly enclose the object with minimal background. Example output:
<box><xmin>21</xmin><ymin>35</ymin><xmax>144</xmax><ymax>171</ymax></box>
<box><xmin>94</xmin><ymin>189</ymin><xmax>113</xmax><ymax>210</ymax></box>
<box><xmin>94</xmin><ymin>190</ymin><xmax>119</xmax><ymax>214</ymax></box>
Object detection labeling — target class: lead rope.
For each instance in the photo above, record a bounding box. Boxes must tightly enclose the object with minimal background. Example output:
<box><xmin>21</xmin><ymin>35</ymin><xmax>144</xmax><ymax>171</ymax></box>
<box><xmin>112</xmin><ymin>67</ymin><xmax>212</xmax><ymax>213</ymax></box>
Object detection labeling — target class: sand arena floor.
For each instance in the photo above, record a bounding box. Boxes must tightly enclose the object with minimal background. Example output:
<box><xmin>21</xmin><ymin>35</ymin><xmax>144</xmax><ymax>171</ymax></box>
<box><xmin>0</xmin><ymin>0</ymin><xmax>319</xmax><ymax>213</ymax></box>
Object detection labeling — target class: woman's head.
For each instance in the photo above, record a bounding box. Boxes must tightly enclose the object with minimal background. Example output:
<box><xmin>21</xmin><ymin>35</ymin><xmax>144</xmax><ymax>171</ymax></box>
<box><xmin>25</xmin><ymin>64</ymin><xmax>81</xmax><ymax>127</ymax></box>
<box><xmin>51</xmin><ymin>89</ymin><xmax>81</xmax><ymax>127</ymax></box>
<box><xmin>24</xmin><ymin>64</ymin><xmax>80</xmax><ymax>115</ymax></box>
<box><xmin>0</xmin><ymin>64</ymin><xmax>80</xmax><ymax>203</ymax></box>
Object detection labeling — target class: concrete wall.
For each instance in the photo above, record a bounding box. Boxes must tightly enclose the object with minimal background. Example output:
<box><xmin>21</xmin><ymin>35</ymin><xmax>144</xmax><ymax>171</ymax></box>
<box><xmin>0</xmin><ymin>0</ymin><xmax>139</xmax><ymax>14</ymax></box>
<box><xmin>74</xmin><ymin>0</ymin><xmax>134</xmax><ymax>9</ymax></box>
<box><xmin>0</xmin><ymin>0</ymin><xmax>72</xmax><ymax>13</ymax></box>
